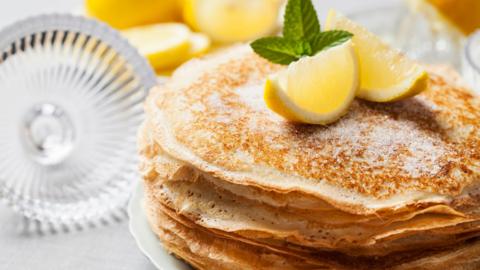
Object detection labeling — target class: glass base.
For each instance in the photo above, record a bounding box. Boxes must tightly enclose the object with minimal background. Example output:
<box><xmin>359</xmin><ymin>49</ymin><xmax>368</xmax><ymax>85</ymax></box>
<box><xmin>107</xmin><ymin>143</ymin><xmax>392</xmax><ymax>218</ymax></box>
<box><xmin>22</xmin><ymin>103</ymin><xmax>74</xmax><ymax>165</ymax></box>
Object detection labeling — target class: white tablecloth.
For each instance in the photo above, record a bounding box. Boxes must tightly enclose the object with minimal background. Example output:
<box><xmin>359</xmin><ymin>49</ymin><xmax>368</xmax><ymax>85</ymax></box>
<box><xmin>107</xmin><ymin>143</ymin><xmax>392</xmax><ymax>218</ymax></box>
<box><xmin>0</xmin><ymin>0</ymin><xmax>399</xmax><ymax>269</ymax></box>
<box><xmin>0</xmin><ymin>205</ymin><xmax>156</xmax><ymax>270</ymax></box>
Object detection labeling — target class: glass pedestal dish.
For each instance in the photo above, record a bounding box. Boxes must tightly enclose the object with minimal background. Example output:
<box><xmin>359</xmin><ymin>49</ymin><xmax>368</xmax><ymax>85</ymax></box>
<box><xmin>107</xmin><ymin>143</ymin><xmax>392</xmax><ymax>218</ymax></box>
<box><xmin>0</xmin><ymin>14</ymin><xmax>156</xmax><ymax>230</ymax></box>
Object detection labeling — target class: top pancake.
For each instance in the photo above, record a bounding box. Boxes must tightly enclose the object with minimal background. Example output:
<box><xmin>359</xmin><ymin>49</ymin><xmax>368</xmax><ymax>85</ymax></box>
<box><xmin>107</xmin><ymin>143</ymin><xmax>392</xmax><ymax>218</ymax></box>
<box><xmin>146</xmin><ymin>45</ymin><xmax>480</xmax><ymax>212</ymax></box>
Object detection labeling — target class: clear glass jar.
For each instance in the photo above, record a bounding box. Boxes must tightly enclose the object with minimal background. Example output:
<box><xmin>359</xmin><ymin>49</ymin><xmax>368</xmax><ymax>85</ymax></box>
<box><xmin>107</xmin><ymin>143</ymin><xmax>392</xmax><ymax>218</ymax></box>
<box><xmin>462</xmin><ymin>31</ymin><xmax>480</xmax><ymax>94</ymax></box>
<box><xmin>347</xmin><ymin>3</ymin><xmax>463</xmax><ymax>68</ymax></box>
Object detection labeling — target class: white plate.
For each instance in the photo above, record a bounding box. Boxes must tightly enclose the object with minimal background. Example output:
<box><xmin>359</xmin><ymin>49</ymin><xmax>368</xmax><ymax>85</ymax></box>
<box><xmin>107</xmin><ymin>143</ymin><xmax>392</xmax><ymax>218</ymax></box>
<box><xmin>128</xmin><ymin>181</ymin><xmax>191</xmax><ymax>270</ymax></box>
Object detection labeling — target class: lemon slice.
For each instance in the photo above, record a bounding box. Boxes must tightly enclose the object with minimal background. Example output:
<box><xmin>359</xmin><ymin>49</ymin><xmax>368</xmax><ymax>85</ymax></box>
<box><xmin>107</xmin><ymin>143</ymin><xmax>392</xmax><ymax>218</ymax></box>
<box><xmin>264</xmin><ymin>41</ymin><xmax>358</xmax><ymax>125</ymax></box>
<box><xmin>183</xmin><ymin>0</ymin><xmax>282</xmax><ymax>43</ymax></box>
<box><xmin>122</xmin><ymin>23</ymin><xmax>191</xmax><ymax>70</ymax></box>
<box><xmin>154</xmin><ymin>33</ymin><xmax>211</xmax><ymax>75</ymax></box>
<box><xmin>326</xmin><ymin>10</ymin><xmax>428</xmax><ymax>102</ymax></box>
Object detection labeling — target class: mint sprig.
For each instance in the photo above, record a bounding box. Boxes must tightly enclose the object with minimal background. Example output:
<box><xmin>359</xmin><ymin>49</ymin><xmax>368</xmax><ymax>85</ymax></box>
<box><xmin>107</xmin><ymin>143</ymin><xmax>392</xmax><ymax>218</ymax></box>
<box><xmin>250</xmin><ymin>0</ymin><xmax>353</xmax><ymax>65</ymax></box>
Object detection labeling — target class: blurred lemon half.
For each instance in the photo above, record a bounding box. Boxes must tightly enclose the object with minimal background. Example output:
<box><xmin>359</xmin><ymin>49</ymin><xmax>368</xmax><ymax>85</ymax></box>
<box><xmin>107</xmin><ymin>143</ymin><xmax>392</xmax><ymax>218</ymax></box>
<box><xmin>122</xmin><ymin>23</ymin><xmax>211</xmax><ymax>71</ymax></box>
<box><xmin>264</xmin><ymin>41</ymin><xmax>358</xmax><ymax>125</ymax></box>
<box><xmin>183</xmin><ymin>0</ymin><xmax>283</xmax><ymax>43</ymax></box>
<box><xmin>154</xmin><ymin>32</ymin><xmax>211</xmax><ymax>74</ymax></box>
<box><xmin>86</xmin><ymin>0</ymin><xmax>181</xmax><ymax>29</ymax></box>
<box><xmin>122</xmin><ymin>23</ymin><xmax>191</xmax><ymax>70</ymax></box>
<box><xmin>326</xmin><ymin>10</ymin><xmax>428</xmax><ymax>102</ymax></box>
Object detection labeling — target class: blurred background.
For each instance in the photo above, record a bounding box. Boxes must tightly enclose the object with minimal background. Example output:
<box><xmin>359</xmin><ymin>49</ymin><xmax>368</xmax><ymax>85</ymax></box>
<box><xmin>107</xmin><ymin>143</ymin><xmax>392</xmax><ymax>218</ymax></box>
<box><xmin>0</xmin><ymin>0</ymin><xmax>405</xmax><ymax>76</ymax></box>
<box><xmin>0</xmin><ymin>0</ymin><xmax>400</xmax><ymax>28</ymax></box>
<box><xmin>1</xmin><ymin>0</ymin><xmax>477</xmax><ymax>77</ymax></box>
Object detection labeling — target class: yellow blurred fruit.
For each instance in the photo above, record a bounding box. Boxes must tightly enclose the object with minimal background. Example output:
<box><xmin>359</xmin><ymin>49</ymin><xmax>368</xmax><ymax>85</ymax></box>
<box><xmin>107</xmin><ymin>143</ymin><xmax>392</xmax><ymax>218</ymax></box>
<box><xmin>155</xmin><ymin>69</ymin><xmax>175</xmax><ymax>77</ymax></box>
<box><xmin>121</xmin><ymin>23</ymin><xmax>211</xmax><ymax>71</ymax></box>
<box><xmin>186</xmin><ymin>33</ymin><xmax>211</xmax><ymax>57</ymax></box>
<box><xmin>85</xmin><ymin>0</ymin><xmax>181</xmax><ymax>29</ymax></box>
<box><xmin>154</xmin><ymin>33</ymin><xmax>211</xmax><ymax>74</ymax></box>
<box><xmin>122</xmin><ymin>23</ymin><xmax>191</xmax><ymax>70</ymax></box>
<box><xmin>183</xmin><ymin>0</ymin><xmax>283</xmax><ymax>43</ymax></box>
<box><xmin>409</xmin><ymin>0</ymin><xmax>480</xmax><ymax>35</ymax></box>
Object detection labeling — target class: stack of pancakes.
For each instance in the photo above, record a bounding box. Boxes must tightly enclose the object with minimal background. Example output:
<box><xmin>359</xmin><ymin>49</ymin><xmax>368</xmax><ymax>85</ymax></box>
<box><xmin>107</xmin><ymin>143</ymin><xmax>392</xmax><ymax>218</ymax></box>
<box><xmin>138</xmin><ymin>46</ymin><xmax>480</xmax><ymax>269</ymax></box>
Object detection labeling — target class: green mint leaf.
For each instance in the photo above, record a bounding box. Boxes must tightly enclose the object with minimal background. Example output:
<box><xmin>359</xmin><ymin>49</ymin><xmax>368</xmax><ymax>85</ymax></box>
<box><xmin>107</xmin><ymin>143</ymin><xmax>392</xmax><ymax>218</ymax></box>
<box><xmin>283</xmin><ymin>0</ymin><xmax>320</xmax><ymax>41</ymax></box>
<box><xmin>250</xmin><ymin>0</ymin><xmax>353</xmax><ymax>65</ymax></box>
<box><xmin>309</xmin><ymin>30</ymin><xmax>353</xmax><ymax>54</ymax></box>
<box><xmin>250</xmin><ymin>37</ymin><xmax>311</xmax><ymax>65</ymax></box>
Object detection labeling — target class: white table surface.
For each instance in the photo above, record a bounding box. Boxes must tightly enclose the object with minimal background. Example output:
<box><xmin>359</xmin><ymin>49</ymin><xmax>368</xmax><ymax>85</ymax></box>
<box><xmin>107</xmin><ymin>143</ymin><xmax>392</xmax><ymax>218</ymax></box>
<box><xmin>0</xmin><ymin>0</ymin><xmax>399</xmax><ymax>269</ymax></box>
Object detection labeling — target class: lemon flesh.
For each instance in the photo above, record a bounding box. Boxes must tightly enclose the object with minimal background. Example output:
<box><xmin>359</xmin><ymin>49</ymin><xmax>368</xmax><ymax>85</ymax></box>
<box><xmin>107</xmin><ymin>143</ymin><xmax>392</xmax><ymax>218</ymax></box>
<box><xmin>183</xmin><ymin>0</ymin><xmax>282</xmax><ymax>43</ymax></box>
<box><xmin>326</xmin><ymin>10</ymin><xmax>428</xmax><ymax>102</ymax></box>
<box><xmin>186</xmin><ymin>33</ymin><xmax>211</xmax><ymax>57</ymax></box>
<box><xmin>122</xmin><ymin>23</ymin><xmax>192</xmax><ymax>70</ymax></box>
<box><xmin>85</xmin><ymin>0</ymin><xmax>181</xmax><ymax>29</ymax></box>
<box><xmin>264</xmin><ymin>41</ymin><xmax>358</xmax><ymax>125</ymax></box>
<box><xmin>154</xmin><ymin>33</ymin><xmax>211</xmax><ymax>75</ymax></box>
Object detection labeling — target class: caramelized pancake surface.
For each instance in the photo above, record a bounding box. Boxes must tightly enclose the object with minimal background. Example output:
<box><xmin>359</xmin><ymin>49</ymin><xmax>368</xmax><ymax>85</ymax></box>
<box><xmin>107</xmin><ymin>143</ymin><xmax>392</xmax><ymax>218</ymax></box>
<box><xmin>147</xmin><ymin>46</ymin><xmax>480</xmax><ymax>211</ymax></box>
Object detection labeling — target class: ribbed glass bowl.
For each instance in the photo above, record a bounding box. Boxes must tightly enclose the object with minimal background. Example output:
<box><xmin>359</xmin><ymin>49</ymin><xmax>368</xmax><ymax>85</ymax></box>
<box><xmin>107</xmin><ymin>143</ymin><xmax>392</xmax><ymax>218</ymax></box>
<box><xmin>0</xmin><ymin>14</ymin><xmax>156</xmax><ymax>229</ymax></box>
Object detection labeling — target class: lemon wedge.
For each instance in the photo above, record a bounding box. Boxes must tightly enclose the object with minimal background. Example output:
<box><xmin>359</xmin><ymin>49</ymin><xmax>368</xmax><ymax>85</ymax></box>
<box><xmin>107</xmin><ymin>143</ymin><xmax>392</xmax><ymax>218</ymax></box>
<box><xmin>264</xmin><ymin>41</ymin><xmax>358</xmax><ymax>125</ymax></box>
<box><xmin>122</xmin><ymin>23</ymin><xmax>192</xmax><ymax>70</ymax></box>
<box><xmin>326</xmin><ymin>10</ymin><xmax>428</xmax><ymax>102</ymax></box>
<box><xmin>183</xmin><ymin>0</ymin><xmax>282</xmax><ymax>43</ymax></box>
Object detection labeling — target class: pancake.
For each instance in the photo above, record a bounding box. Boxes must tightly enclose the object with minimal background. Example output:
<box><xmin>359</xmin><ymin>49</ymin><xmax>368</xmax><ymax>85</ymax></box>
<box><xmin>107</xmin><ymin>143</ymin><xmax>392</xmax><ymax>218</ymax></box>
<box><xmin>145</xmin><ymin>186</ymin><xmax>480</xmax><ymax>270</ymax></box>
<box><xmin>144</xmin><ymin>188</ymin><xmax>338</xmax><ymax>270</ymax></box>
<box><xmin>139</xmin><ymin>120</ymin><xmax>470</xmax><ymax>221</ymax></box>
<box><xmin>145</xmin><ymin>45</ymin><xmax>480</xmax><ymax>215</ymax></box>
<box><xmin>139</xmin><ymin>44</ymin><xmax>480</xmax><ymax>269</ymax></box>
<box><xmin>139</xmin><ymin>122</ymin><xmax>480</xmax><ymax>257</ymax></box>
<box><xmin>139</xmin><ymin>147</ymin><xmax>480</xmax><ymax>257</ymax></box>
